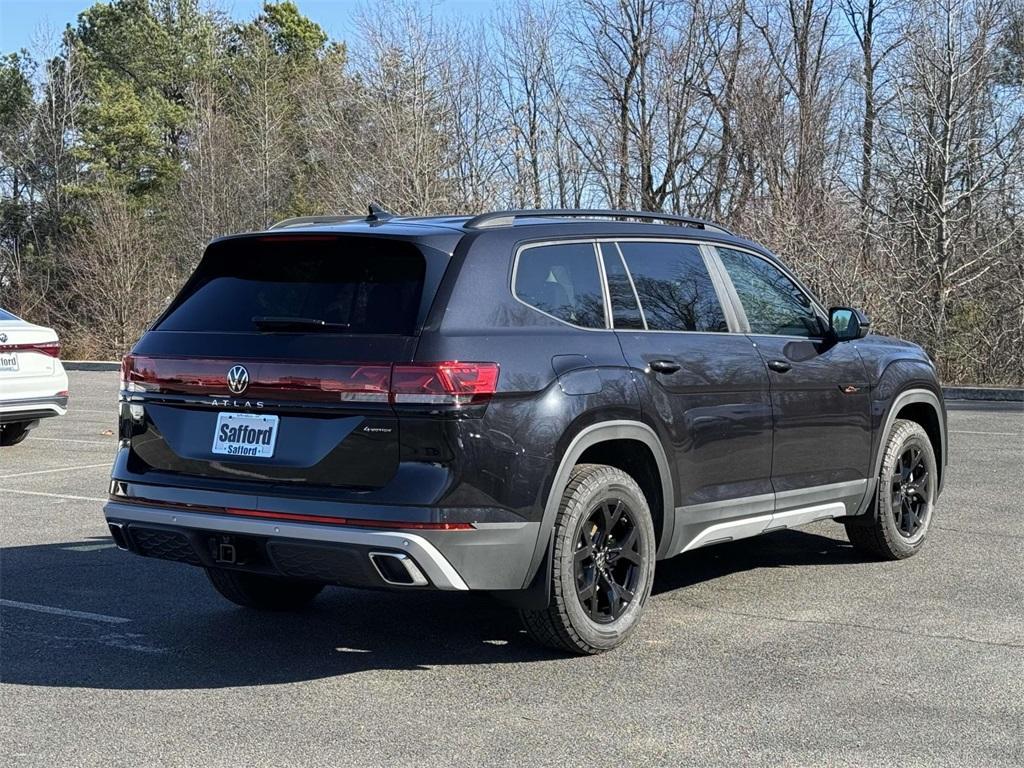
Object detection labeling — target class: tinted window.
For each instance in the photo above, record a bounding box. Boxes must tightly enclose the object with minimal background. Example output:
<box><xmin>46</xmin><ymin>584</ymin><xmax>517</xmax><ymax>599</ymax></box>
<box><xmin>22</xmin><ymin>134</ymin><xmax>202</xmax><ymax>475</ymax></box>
<box><xmin>618</xmin><ymin>242</ymin><xmax>727</xmax><ymax>332</ymax></box>
<box><xmin>157</xmin><ymin>237</ymin><xmax>428</xmax><ymax>335</ymax></box>
<box><xmin>515</xmin><ymin>243</ymin><xmax>605</xmax><ymax>328</ymax></box>
<box><xmin>600</xmin><ymin>244</ymin><xmax>644</xmax><ymax>329</ymax></box>
<box><xmin>716</xmin><ymin>247</ymin><xmax>822</xmax><ymax>337</ymax></box>
<box><xmin>0</xmin><ymin>308</ymin><xmax>20</xmax><ymax>321</ymax></box>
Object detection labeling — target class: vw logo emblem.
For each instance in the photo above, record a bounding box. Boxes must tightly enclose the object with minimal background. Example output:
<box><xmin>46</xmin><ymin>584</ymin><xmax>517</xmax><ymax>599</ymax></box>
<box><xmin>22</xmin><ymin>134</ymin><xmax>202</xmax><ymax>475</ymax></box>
<box><xmin>0</xmin><ymin>333</ymin><xmax>7</xmax><ymax>343</ymax></box>
<box><xmin>226</xmin><ymin>365</ymin><xmax>249</xmax><ymax>395</ymax></box>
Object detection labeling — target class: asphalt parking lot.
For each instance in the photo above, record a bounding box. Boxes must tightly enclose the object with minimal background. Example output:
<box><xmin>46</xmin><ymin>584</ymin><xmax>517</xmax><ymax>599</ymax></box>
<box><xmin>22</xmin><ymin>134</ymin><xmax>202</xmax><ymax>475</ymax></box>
<box><xmin>1</xmin><ymin>371</ymin><xmax>1022</xmax><ymax>767</ymax></box>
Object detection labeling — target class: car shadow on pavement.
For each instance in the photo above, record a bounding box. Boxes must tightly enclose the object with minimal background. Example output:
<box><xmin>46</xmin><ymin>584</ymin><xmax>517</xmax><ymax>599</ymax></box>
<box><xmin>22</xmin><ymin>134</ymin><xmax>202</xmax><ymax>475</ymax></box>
<box><xmin>651</xmin><ymin>526</ymin><xmax>864</xmax><ymax>595</ymax></box>
<box><xmin>1</xmin><ymin>527</ymin><xmax>864</xmax><ymax>690</ymax></box>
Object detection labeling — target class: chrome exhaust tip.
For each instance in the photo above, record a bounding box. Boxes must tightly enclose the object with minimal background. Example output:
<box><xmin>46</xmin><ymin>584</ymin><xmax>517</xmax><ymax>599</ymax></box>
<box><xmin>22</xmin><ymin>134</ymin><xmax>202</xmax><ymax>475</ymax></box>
<box><xmin>107</xmin><ymin>522</ymin><xmax>129</xmax><ymax>551</ymax></box>
<box><xmin>368</xmin><ymin>551</ymin><xmax>429</xmax><ymax>587</ymax></box>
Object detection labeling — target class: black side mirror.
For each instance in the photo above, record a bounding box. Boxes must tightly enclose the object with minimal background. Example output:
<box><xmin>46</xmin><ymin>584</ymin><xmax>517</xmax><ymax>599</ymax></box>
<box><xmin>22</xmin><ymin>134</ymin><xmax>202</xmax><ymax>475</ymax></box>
<box><xmin>829</xmin><ymin>307</ymin><xmax>870</xmax><ymax>341</ymax></box>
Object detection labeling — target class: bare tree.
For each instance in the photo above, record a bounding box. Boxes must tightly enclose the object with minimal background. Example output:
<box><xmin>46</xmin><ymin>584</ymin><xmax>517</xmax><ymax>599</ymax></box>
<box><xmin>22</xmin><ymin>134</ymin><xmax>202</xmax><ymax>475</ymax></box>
<box><xmin>3</xmin><ymin>0</ymin><xmax>1022</xmax><ymax>383</ymax></box>
<box><xmin>64</xmin><ymin>190</ymin><xmax>178</xmax><ymax>357</ymax></box>
<box><xmin>346</xmin><ymin>3</ymin><xmax>457</xmax><ymax>214</ymax></box>
<box><xmin>841</xmin><ymin>0</ymin><xmax>903</xmax><ymax>261</ymax></box>
<box><xmin>876</xmin><ymin>0</ymin><xmax>1024</xmax><ymax>372</ymax></box>
<box><xmin>573</xmin><ymin>0</ymin><xmax>661</xmax><ymax>209</ymax></box>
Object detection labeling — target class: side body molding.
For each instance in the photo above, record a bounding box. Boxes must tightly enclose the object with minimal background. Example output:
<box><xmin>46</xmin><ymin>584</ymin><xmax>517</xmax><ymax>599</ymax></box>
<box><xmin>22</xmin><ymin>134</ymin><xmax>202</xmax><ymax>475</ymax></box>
<box><xmin>523</xmin><ymin>420</ymin><xmax>675</xmax><ymax>588</ymax></box>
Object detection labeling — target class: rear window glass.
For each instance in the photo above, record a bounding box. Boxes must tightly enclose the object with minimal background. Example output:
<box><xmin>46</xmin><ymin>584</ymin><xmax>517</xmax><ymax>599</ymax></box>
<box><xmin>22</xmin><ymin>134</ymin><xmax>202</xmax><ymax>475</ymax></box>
<box><xmin>514</xmin><ymin>242</ymin><xmax>605</xmax><ymax>328</ymax></box>
<box><xmin>0</xmin><ymin>308</ymin><xmax>20</xmax><ymax>321</ymax></box>
<box><xmin>618</xmin><ymin>241</ymin><xmax>727</xmax><ymax>332</ymax></box>
<box><xmin>157</xmin><ymin>237</ymin><xmax>430</xmax><ymax>335</ymax></box>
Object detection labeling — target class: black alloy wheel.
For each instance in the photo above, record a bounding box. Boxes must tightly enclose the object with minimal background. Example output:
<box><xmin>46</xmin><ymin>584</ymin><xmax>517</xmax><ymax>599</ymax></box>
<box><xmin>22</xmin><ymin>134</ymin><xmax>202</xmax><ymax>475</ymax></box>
<box><xmin>574</xmin><ymin>498</ymin><xmax>643</xmax><ymax>623</ymax></box>
<box><xmin>890</xmin><ymin>445</ymin><xmax>931</xmax><ymax>538</ymax></box>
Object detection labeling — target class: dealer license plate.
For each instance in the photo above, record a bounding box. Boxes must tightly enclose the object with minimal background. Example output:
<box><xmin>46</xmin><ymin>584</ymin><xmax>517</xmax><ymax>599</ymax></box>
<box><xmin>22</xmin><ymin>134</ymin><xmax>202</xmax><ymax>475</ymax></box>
<box><xmin>211</xmin><ymin>412</ymin><xmax>279</xmax><ymax>458</ymax></box>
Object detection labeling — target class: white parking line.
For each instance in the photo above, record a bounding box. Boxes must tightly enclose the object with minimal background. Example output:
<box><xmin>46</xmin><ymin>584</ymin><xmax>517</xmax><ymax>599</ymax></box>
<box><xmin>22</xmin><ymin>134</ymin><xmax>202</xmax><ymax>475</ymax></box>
<box><xmin>0</xmin><ymin>487</ymin><xmax>106</xmax><ymax>502</ymax></box>
<box><xmin>0</xmin><ymin>463</ymin><xmax>110</xmax><ymax>480</ymax></box>
<box><xmin>0</xmin><ymin>598</ymin><xmax>130</xmax><ymax>624</ymax></box>
<box><xmin>951</xmin><ymin>430</ymin><xmax>1023</xmax><ymax>437</ymax></box>
<box><xmin>30</xmin><ymin>436</ymin><xmax>115</xmax><ymax>446</ymax></box>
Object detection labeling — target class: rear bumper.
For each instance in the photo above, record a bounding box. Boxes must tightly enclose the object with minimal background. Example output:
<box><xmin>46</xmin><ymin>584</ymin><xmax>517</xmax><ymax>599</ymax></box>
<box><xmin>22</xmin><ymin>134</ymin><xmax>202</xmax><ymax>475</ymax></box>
<box><xmin>0</xmin><ymin>394</ymin><xmax>68</xmax><ymax>423</ymax></box>
<box><xmin>103</xmin><ymin>500</ymin><xmax>539</xmax><ymax>592</ymax></box>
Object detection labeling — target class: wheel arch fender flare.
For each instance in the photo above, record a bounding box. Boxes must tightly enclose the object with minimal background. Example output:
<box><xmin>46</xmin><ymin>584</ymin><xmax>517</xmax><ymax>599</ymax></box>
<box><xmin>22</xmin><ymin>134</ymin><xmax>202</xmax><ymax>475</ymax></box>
<box><xmin>864</xmin><ymin>388</ymin><xmax>946</xmax><ymax>512</ymax></box>
<box><xmin>521</xmin><ymin>420</ymin><xmax>674</xmax><ymax>589</ymax></box>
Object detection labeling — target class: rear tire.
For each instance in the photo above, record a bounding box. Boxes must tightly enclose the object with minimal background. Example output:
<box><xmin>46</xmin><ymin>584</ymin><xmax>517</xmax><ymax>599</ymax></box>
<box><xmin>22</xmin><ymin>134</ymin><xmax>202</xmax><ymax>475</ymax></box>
<box><xmin>0</xmin><ymin>421</ymin><xmax>32</xmax><ymax>446</ymax></box>
<box><xmin>845</xmin><ymin>419</ymin><xmax>937</xmax><ymax>560</ymax></box>
<box><xmin>205</xmin><ymin>567</ymin><xmax>324</xmax><ymax>611</ymax></box>
<box><xmin>520</xmin><ymin>463</ymin><xmax>656</xmax><ymax>655</ymax></box>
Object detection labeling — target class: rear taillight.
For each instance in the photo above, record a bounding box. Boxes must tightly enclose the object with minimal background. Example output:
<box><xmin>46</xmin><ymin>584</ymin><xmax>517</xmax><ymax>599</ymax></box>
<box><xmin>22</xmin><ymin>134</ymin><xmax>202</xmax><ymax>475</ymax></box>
<box><xmin>0</xmin><ymin>340</ymin><xmax>61</xmax><ymax>358</ymax></box>
<box><xmin>121</xmin><ymin>354</ymin><xmax>156</xmax><ymax>393</ymax></box>
<box><xmin>391</xmin><ymin>362</ymin><xmax>500</xmax><ymax>405</ymax></box>
<box><xmin>120</xmin><ymin>355</ymin><xmax>132</xmax><ymax>392</ymax></box>
<box><xmin>307</xmin><ymin>365</ymin><xmax>390</xmax><ymax>403</ymax></box>
<box><xmin>119</xmin><ymin>356</ymin><xmax>499</xmax><ymax>407</ymax></box>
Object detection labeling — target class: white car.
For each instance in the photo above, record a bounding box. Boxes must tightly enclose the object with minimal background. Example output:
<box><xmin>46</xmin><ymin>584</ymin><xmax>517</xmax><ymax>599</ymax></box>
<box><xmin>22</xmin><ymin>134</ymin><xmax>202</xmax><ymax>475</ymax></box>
<box><xmin>0</xmin><ymin>308</ymin><xmax>69</xmax><ymax>446</ymax></box>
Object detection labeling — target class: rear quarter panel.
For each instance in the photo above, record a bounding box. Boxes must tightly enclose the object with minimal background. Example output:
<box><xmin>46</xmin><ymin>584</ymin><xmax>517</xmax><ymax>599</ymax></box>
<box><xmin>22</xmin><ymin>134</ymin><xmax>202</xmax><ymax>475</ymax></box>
<box><xmin>414</xmin><ymin>230</ymin><xmax>646</xmax><ymax>523</ymax></box>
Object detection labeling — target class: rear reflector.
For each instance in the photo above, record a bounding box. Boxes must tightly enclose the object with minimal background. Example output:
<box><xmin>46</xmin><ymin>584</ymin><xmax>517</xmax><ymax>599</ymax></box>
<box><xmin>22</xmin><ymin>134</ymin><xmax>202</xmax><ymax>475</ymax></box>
<box><xmin>121</xmin><ymin>356</ymin><xmax>498</xmax><ymax>406</ymax></box>
<box><xmin>115</xmin><ymin>495</ymin><xmax>476</xmax><ymax>530</ymax></box>
<box><xmin>1</xmin><ymin>340</ymin><xmax>61</xmax><ymax>358</ymax></box>
<box><xmin>223</xmin><ymin>507</ymin><xmax>474</xmax><ymax>530</ymax></box>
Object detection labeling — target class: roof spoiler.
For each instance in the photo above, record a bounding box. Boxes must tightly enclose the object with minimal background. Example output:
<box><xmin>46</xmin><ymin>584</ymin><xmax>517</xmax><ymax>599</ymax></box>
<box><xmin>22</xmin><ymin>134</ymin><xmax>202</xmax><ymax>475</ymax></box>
<box><xmin>269</xmin><ymin>203</ymin><xmax>396</xmax><ymax>230</ymax></box>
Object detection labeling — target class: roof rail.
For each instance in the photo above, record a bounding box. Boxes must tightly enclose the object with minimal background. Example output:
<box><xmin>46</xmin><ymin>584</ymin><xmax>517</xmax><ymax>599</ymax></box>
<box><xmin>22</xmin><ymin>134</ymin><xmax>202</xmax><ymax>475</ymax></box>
<box><xmin>463</xmin><ymin>208</ymin><xmax>733</xmax><ymax>235</ymax></box>
<box><xmin>268</xmin><ymin>215</ymin><xmax>364</xmax><ymax>230</ymax></box>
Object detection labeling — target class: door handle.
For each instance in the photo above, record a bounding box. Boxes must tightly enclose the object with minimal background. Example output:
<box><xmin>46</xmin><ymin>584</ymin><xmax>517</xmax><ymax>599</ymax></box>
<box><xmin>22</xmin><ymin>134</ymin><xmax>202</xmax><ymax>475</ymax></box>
<box><xmin>649</xmin><ymin>359</ymin><xmax>681</xmax><ymax>374</ymax></box>
<box><xmin>766</xmin><ymin>359</ymin><xmax>792</xmax><ymax>373</ymax></box>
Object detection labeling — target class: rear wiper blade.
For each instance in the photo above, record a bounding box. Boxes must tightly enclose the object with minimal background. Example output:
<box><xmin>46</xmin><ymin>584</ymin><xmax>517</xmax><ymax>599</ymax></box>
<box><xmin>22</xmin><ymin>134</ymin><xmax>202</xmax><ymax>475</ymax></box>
<box><xmin>252</xmin><ymin>316</ymin><xmax>350</xmax><ymax>332</ymax></box>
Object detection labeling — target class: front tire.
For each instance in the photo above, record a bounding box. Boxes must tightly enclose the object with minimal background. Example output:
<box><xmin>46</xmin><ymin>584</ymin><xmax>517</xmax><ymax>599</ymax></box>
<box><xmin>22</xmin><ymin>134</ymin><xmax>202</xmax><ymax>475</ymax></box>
<box><xmin>520</xmin><ymin>464</ymin><xmax>656</xmax><ymax>654</ymax></box>
<box><xmin>0</xmin><ymin>421</ymin><xmax>32</xmax><ymax>446</ymax></box>
<box><xmin>205</xmin><ymin>567</ymin><xmax>324</xmax><ymax>611</ymax></box>
<box><xmin>845</xmin><ymin>419</ymin><xmax>937</xmax><ymax>560</ymax></box>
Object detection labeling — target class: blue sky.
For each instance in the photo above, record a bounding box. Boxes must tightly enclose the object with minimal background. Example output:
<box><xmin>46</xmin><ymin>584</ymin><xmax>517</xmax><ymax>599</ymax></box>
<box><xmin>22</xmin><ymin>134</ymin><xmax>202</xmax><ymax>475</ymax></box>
<box><xmin>0</xmin><ymin>0</ymin><xmax>494</xmax><ymax>52</ymax></box>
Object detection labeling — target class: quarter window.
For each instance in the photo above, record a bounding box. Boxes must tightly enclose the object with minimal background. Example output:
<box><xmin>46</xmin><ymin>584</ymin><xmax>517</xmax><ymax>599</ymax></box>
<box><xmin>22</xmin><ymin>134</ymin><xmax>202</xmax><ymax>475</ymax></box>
<box><xmin>617</xmin><ymin>242</ymin><xmax>727</xmax><ymax>332</ymax></box>
<box><xmin>716</xmin><ymin>247</ymin><xmax>822</xmax><ymax>337</ymax></box>
<box><xmin>515</xmin><ymin>243</ymin><xmax>606</xmax><ymax>328</ymax></box>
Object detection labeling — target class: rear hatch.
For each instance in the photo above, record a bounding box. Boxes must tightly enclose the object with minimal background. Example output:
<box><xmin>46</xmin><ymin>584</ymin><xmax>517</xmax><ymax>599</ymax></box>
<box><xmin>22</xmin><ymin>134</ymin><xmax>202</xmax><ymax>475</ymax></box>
<box><xmin>121</xmin><ymin>232</ymin><xmax>454</xmax><ymax>490</ymax></box>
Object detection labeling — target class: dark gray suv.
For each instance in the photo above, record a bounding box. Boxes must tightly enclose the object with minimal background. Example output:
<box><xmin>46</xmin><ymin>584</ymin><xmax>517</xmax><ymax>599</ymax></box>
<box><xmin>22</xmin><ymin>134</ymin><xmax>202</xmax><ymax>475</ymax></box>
<box><xmin>104</xmin><ymin>208</ymin><xmax>946</xmax><ymax>654</ymax></box>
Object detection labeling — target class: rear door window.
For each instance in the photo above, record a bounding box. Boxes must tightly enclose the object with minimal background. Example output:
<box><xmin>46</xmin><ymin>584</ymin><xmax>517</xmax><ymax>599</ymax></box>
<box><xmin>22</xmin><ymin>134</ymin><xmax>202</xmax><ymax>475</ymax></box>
<box><xmin>514</xmin><ymin>242</ymin><xmax>606</xmax><ymax>328</ymax></box>
<box><xmin>157</xmin><ymin>236</ymin><xmax>437</xmax><ymax>336</ymax></box>
<box><xmin>617</xmin><ymin>241</ymin><xmax>727</xmax><ymax>332</ymax></box>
